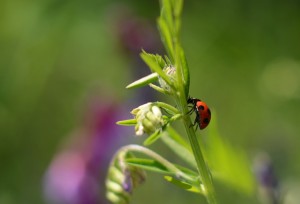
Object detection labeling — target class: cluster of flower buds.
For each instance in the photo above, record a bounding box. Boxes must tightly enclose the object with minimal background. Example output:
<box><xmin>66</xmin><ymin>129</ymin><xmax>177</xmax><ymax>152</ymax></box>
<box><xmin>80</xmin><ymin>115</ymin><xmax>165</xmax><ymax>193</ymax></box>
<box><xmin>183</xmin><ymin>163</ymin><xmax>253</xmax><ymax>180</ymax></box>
<box><xmin>158</xmin><ymin>65</ymin><xmax>177</xmax><ymax>94</ymax></box>
<box><xmin>106</xmin><ymin>151</ymin><xmax>146</xmax><ymax>204</ymax></box>
<box><xmin>131</xmin><ymin>103</ymin><xmax>164</xmax><ymax>136</ymax></box>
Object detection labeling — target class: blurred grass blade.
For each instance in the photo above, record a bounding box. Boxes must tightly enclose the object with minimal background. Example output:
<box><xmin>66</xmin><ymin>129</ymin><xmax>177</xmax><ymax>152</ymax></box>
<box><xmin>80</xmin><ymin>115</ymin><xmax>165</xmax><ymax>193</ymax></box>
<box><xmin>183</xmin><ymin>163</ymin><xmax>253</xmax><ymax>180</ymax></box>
<box><xmin>116</xmin><ymin>119</ymin><xmax>137</xmax><ymax>126</ymax></box>
<box><xmin>126</xmin><ymin>73</ymin><xmax>158</xmax><ymax>89</ymax></box>
<box><xmin>166</xmin><ymin>126</ymin><xmax>191</xmax><ymax>151</ymax></box>
<box><xmin>161</xmin><ymin>130</ymin><xmax>196</xmax><ymax>168</ymax></box>
<box><xmin>206</xmin><ymin>114</ymin><xmax>256</xmax><ymax>195</ymax></box>
<box><xmin>143</xmin><ymin>130</ymin><xmax>161</xmax><ymax>146</ymax></box>
<box><xmin>172</xmin><ymin>0</ymin><xmax>183</xmax><ymax>18</ymax></box>
<box><xmin>159</xmin><ymin>126</ymin><xmax>196</xmax><ymax>168</ymax></box>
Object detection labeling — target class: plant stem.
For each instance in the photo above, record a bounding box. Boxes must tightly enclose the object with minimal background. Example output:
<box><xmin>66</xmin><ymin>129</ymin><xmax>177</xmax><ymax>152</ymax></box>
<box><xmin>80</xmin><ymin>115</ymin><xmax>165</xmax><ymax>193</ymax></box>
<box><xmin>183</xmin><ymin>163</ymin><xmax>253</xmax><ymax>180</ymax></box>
<box><xmin>182</xmin><ymin>110</ymin><xmax>218</xmax><ymax>204</ymax></box>
<box><xmin>176</xmin><ymin>92</ymin><xmax>217</xmax><ymax>204</ymax></box>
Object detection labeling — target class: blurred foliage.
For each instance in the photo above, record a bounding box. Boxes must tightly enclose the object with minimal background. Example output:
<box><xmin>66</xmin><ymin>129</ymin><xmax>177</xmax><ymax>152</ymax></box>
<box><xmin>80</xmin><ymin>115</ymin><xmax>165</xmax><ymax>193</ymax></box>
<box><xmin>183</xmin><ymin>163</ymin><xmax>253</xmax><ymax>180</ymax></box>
<box><xmin>0</xmin><ymin>0</ymin><xmax>300</xmax><ymax>203</ymax></box>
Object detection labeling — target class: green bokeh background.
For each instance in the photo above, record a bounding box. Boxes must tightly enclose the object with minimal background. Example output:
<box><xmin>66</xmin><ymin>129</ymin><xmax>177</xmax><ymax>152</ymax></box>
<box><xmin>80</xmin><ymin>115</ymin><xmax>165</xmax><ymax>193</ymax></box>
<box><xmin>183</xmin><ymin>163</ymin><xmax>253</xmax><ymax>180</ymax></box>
<box><xmin>0</xmin><ymin>0</ymin><xmax>300</xmax><ymax>203</ymax></box>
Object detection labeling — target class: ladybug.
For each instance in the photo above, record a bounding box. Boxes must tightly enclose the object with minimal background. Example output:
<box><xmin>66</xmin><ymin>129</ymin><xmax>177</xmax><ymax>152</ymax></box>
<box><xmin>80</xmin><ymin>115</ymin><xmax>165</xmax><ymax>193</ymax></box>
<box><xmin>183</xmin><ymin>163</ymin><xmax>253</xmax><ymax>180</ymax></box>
<box><xmin>187</xmin><ymin>97</ymin><xmax>211</xmax><ymax>130</ymax></box>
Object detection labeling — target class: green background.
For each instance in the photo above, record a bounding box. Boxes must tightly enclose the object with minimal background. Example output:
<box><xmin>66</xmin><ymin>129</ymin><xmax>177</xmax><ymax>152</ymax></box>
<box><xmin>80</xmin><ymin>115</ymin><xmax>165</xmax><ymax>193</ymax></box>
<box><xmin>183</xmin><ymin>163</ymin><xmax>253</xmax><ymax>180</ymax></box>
<box><xmin>0</xmin><ymin>0</ymin><xmax>299</xmax><ymax>203</ymax></box>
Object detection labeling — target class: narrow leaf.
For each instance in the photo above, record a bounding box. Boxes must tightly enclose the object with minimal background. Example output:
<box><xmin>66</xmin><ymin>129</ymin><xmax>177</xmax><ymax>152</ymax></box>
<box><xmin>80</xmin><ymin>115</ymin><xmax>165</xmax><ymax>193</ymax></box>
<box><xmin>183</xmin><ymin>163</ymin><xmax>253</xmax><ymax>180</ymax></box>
<box><xmin>161</xmin><ymin>133</ymin><xmax>196</xmax><ymax>168</ymax></box>
<box><xmin>143</xmin><ymin>130</ymin><xmax>161</xmax><ymax>146</ymax></box>
<box><xmin>169</xmin><ymin>114</ymin><xmax>182</xmax><ymax>122</ymax></box>
<box><xmin>154</xmin><ymin>101</ymin><xmax>180</xmax><ymax>115</ymax></box>
<box><xmin>172</xmin><ymin>0</ymin><xmax>183</xmax><ymax>18</ymax></box>
<box><xmin>116</xmin><ymin>119</ymin><xmax>137</xmax><ymax>126</ymax></box>
<box><xmin>166</xmin><ymin>126</ymin><xmax>191</xmax><ymax>151</ymax></box>
<box><xmin>160</xmin><ymin>0</ymin><xmax>174</xmax><ymax>34</ymax></box>
<box><xmin>179</xmin><ymin>45</ymin><xmax>190</xmax><ymax>98</ymax></box>
<box><xmin>126</xmin><ymin>158</ymin><xmax>170</xmax><ymax>174</ymax></box>
<box><xmin>160</xmin><ymin>127</ymin><xmax>196</xmax><ymax>168</ymax></box>
<box><xmin>174</xmin><ymin>164</ymin><xmax>198</xmax><ymax>178</ymax></box>
<box><xmin>140</xmin><ymin>51</ymin><xmax>172</xmax><ymax>86</ymax></box>
<box><xmin>164</xmin><ymin>175</ymin><xmax>191</xmax><ymax>189</ymax></box>
<box><xmin>126</xmin><ymin>73</ymin><xmax>158</xmax><ymax>89</ymax></box>
<box><xmin>157</xmin><ymin>18</ymin><xmax>174</xmax><ymax>62</ymax></box>
<box><xmin>149</xmin><ymin>83</ymin><xmax>169</xmax><ymax>95</ymax></box>
<box><xmin>164</xmin><ymin>176</ymin><xmax>203</xmax><ymax>194</ymax></box>
<box><xmin>206</xmin><ymin>114</ymin><xmax>255</xmax><ymax>195</ymax></box>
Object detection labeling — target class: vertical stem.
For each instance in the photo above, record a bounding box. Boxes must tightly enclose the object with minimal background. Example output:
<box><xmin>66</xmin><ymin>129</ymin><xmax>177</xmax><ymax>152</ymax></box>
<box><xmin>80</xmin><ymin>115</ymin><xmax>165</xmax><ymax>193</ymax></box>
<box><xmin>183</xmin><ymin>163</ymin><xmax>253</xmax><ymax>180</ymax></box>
<box><xmin>159</xmin><ymin>0</ymin><xmax>217</xmax><ymax>202</ymax></box>
<box><xmin>177</xmin><ymin>95</ymin><xmax>217</xmax><ymax>204</ymax></box>
<box><xmin>183</xmin><ymin>114</ymin><xmax>217</xmax><ymax>204</ymax></box>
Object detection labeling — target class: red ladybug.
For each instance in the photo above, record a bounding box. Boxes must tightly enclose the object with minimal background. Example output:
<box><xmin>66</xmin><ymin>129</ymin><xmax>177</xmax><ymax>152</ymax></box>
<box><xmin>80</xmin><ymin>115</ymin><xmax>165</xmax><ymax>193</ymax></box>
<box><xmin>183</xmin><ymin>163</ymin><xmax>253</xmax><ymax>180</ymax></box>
<box><xmin>187</xmin><ymin>97</ymin><xmax>211</xmax><ymax>130</ymax></box>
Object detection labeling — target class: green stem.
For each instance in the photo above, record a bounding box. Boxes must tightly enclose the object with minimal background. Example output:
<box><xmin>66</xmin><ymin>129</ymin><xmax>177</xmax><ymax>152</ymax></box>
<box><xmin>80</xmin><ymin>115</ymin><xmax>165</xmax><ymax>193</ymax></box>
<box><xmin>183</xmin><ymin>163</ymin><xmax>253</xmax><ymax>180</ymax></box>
<box><xmin>175</xmin><ymin>63</ymin><xmax>216</xmax><ymax>203</ymax></box>
<box><xmin>174</xmin><ymin>32</ymin><xmax>217</xmax><ymax>204</ymax></box>
<box><xmin>179</xmin><ymin>96</ymin><xmax>217</xmax><ymax>204</ymax></box>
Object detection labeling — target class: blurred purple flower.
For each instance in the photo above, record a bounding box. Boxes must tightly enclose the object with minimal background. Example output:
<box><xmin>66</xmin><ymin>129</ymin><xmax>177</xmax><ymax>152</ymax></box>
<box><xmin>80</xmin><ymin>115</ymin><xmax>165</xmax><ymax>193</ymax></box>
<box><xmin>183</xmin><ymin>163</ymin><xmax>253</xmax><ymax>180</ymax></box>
<box><xmin>111</xmin><ymin>6</ymin><xmax>162</xmax><ymax>56</ymax></box>
<box><xmin>44</xmin><ymin>95</ymin><xmax>128</xmax><ymax>204</ymax></box>
<box><xmin>107</xmin><ymin>5</ymin><xmax>162</xmax><ymax>104</ymax></box>
<box><xmin>254</xmin><ymin>153</ymin><xmax>280</xmax><ymax>204</ymax></box>
<box><xmin>44</xmin><ymin>5</ymin><xmax>161</xmax><ymax>204</ymax></box>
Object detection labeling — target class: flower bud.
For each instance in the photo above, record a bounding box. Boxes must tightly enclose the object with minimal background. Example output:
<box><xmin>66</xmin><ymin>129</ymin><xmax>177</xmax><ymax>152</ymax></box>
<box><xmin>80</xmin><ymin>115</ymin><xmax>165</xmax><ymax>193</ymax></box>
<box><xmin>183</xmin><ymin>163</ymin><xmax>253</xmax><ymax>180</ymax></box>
<box><xmin>106</xmin><ymin>151</ymin><xmax>146</xmax><ymax>204</ymax></box>
<box><xmin>131</xmin><ymin>103</ymin><xmax>163</xmax><ymax>136</ymax></box>
<box><xmin>158</xmin><ymin>65</ymin><xmax>176</xmax><ymax>93</ymax></box>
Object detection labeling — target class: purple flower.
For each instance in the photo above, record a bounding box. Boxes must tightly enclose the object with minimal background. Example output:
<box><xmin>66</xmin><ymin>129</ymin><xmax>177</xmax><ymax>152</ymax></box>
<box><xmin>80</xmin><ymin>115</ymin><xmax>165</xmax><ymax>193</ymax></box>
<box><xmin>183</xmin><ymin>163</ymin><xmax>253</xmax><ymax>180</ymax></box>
<box><xmin>254</xmin><ymin>153</ymin><xmax>280</xmax><ymax>204</ymax></box>
<box><xmin>44</xmin><ymin>94</ymin><xmax>127</xmax><ymax>204</ymax></box>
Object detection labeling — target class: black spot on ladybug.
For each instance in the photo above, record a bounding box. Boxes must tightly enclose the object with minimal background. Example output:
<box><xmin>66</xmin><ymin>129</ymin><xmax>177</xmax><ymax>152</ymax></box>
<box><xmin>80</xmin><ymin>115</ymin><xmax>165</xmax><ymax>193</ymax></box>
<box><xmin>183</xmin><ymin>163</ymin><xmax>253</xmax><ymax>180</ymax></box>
<box><xmin>199</xmin><ymin>105</ymin><xmax>205</xmax><ymax>110</ymax></box>
<box><xmin>203</xmin><ymin>118</ymin><xmax>210</xmax><ymax>124</ymax></box>
<box><xmin>207</xmin><ymin>109</ymin><xmax>211</xmax><ymax>115</ymax></box>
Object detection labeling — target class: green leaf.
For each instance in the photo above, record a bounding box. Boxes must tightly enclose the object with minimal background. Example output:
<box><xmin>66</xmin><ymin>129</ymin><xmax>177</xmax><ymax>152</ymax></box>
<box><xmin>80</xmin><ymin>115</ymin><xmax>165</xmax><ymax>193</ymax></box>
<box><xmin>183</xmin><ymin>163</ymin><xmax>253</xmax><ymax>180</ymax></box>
<box><xmin>178</xmin><ymin>45</ymin><xmax>190</xmax><ymax>98</ymax></box>
<box><xmin>164</xmin><ymin>175</ymin><xmax>191</xmax><ymax>189</ymax></box>
<box><xmin>116</xmin><ymin>119</ymin><xmax>137</xmax><ymax>126</ymax></box>
<box><xmin>172</xmin><ymin>0</ymin><xmax>183</xmax><ymax>18</ymax></box>
<box><xmin>164</xmin><ymin>176</ymin><xmax>203</xmax><ymax>194</ymax></box>
<box><xmin>155</xmin><ymin>54</ymin><xmax>167</xmax><ymax>69</ymax></box>
<box><xmin>126</xmin><ymin>158</ymin><xmax>170</xmax><ymax>174</ymax></box>
<box><xmin>126</xmin><ymin>73</ymin><xmax>158</xmax><ymax>89</ymax></box>
<box><xmin>206</xmin><ymin>114</ymin><xmax>256</xmax><ymax>195</ymax></box>
<box><xmin>126</xmin><ymin>158</ymin><xmax>199</xmax><ymax>182</ymax></box>
<box><xmin>161</xmin><ymin>128</ymin><xmax>196</xmax><ymax>168</ymax></box>
<box><xmin>143</xmin><ymin>130</ymin><xmax>161</xmax><ymax>146</ymax></box>
<box><xmin>174</xmin><ymin>164</ymin><xmax>198</xmax><ymax>178</ymax></box>
<box><xmin>172</xmin><ymin>0</ymin><xmax>183</xmax><ymax>35</ymax></box>
<box><xmin>169</xmin><ymin>114</ymin><xmax>182</xmax><ymax>122</ymax></box>
<box><xmin>157</xmin><ymin>17</ymin><xmax>174</xmax><ymax>62</ymax></box>
<box><xmin>154</xmin><ymin>101</ymin><xmax>180</xmax><ymax>115</ymax></box>
<box><xmin>160</xmin><ymin>0</ymin><xmax>174</xmax><ymax>34</ymax></box>
<box><xmin>165</xmin><ymin>126</ymin><xmax>192</xmax><ymax>152</ymax></box>
<box><xmin>149</xmin><ymin>83</ymin><xmax>170</xmax><ymax>95</ymax></box>
<box><xmin>140</xmin><ymin>50</ymin><xmax>166</xmax><ymax>69</ymax></box>
<box><xmin>140</xmin><ymin>50</ymin><xmax>172</xmax><ymax>87</ymax></box>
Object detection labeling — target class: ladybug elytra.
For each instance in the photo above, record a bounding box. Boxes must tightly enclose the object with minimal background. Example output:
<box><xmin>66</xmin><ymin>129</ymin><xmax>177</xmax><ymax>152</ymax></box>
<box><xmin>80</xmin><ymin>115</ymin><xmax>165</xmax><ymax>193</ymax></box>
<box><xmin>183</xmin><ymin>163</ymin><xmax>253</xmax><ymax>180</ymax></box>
<box><xmin>187</xmin><ymin>97</ymin><xmax>211</xmax><ymax>130</ymax></box>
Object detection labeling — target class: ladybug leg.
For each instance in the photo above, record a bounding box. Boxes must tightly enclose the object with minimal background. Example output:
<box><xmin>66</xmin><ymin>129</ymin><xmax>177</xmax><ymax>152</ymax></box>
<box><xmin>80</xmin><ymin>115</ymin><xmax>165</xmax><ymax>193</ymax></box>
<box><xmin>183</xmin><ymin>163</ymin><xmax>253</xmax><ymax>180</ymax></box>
<box><xmin>187</xmin><ymin>107</ymin><xmax>194</xmax><ymax>115</ymax></box>
<box><xmin>187</xmin><ymin>105</ymin><xmax>197</xmax><ymax>115</ymax></box>
<box><xmin>193</xmin><ymin>114</ymin><xmax>199</xmax><ymax>131</ymax></box>
<box><xmin>189</xmin><ymin>114</ymin><xmax>199</xmax><ymax>130</ymax></box>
